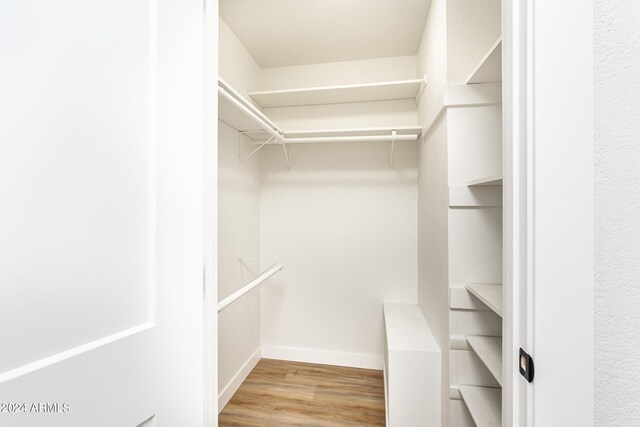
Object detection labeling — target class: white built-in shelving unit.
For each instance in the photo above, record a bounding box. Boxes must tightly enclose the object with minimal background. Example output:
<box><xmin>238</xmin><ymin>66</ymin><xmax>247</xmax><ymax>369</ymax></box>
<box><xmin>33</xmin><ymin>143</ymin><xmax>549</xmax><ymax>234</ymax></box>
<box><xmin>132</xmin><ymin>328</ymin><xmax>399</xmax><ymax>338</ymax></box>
<box><xmin>249</xmin><ymin>78</ymin><xmax>426</xmax><ymax>108</ymax></box>
<box><xmin>453</xmin><ymin>35</ymin><xmax>504</xmax><ymax>427</ymax></box>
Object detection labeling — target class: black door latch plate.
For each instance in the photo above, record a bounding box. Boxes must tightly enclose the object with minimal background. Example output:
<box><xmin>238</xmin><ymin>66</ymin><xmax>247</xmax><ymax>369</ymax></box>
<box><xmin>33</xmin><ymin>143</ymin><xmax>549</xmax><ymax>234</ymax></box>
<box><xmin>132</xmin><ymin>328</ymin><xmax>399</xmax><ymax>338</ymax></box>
<box><xmin>519</xmin><ymin>348</ymin><xmax>534</xmax><ymax>382</ymax></box>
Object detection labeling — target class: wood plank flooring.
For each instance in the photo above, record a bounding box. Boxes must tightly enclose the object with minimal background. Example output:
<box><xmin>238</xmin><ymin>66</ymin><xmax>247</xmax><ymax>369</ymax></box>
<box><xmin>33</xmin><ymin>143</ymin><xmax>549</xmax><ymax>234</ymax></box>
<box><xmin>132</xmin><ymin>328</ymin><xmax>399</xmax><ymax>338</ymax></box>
<box><xmin>219</xmin><ymin>359</ymin><xmax>386</xmax><ymax>426</ymax></box>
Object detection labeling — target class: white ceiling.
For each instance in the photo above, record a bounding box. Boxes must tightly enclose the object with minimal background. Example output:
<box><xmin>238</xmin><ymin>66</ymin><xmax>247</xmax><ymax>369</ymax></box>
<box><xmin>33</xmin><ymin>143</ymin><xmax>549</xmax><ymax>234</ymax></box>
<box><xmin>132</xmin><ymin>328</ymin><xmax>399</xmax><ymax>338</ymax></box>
<box><xmin>220</xmin><ymin>0</ymin><xmax>432</xmax><ymax>68</ymax></box>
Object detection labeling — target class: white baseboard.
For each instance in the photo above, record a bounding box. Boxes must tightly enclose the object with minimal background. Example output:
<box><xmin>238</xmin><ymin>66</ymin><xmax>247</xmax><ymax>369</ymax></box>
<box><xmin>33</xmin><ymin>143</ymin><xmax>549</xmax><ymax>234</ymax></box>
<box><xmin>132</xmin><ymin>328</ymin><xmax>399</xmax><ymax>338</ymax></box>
<box><xmin>260</xmin><ymin>345</ymin><xmax>383</xmax><ymax>370</ymax></box>
<box><xmin>218</xmin><ymin>347</ymin><xmax>262</xmax><ymax>413</ymax></box>
<box><xmin>383</xmin><ymin>364</ymin><xmax>389</xmax><ymax>427</ymax></box>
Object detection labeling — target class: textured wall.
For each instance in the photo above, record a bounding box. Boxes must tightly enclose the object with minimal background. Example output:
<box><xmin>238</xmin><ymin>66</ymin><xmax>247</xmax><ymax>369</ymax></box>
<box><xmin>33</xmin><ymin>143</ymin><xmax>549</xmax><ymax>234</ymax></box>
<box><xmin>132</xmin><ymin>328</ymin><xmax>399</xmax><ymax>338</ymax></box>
<box><xmin>595</xmin><ymin>0</ymin><xmax>640</xmax><ymax>424</ymax></box>
<box><xmin>446</xmin><ymin>0</ymin><xmax>501</xmax><ymax>84</ymax></box>
<box><xmin>418</xmin><ymin>0</ymin><xmax>448</xmax><ymax>110</ymax></box>
<box><xmin>416</xmin><ymin>0</ymin><xmax>450</xmax><ymax>423</ymax></box>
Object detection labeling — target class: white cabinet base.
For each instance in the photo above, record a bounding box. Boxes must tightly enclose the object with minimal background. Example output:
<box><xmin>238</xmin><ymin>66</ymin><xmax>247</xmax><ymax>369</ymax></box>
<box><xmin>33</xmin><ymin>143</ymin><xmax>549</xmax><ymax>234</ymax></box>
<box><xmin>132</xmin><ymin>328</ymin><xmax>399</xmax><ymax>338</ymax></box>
<box><xmin>383</xmin><ymin>303</ymin><xmax>441</xmax><ymax>426</ymax></box>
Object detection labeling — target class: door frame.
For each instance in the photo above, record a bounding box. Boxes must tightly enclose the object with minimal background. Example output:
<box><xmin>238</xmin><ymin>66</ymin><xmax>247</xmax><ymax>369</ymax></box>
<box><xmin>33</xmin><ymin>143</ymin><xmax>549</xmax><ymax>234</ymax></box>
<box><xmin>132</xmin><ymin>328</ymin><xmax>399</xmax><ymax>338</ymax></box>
<box><xmin>204</xmin><ymin>0</ymin><xmax>218</xmax><ymax>425</ymax></box>
<box><xmin>204</xmin><ymin>0</ymin><xmax>596</xmax><ymax>424</ymax></box>
<box><xmin>503</xmin><ymin>0</ymin><xmax>594</xmax><ymax>425</ymax></box>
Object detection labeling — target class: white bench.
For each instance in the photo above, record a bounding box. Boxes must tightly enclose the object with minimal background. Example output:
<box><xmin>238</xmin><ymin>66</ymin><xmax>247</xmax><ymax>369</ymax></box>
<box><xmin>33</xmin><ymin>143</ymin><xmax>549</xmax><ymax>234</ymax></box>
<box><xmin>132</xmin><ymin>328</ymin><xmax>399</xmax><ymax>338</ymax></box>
<box><xmin>383</xmin><ymin>302</ymin><xmax>441</xmax><ymax>426</ymax></box>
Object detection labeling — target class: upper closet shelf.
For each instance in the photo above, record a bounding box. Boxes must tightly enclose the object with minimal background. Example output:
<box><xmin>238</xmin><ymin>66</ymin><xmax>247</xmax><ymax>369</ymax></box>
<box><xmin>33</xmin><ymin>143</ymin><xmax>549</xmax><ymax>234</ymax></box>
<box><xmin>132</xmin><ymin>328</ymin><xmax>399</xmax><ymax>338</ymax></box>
<box><xmin>218</xmin><ymin>78</ymin><xmax>283</xmax><ymax>140</ymax></box>
<box><xmin>248</xmin><ymin>78</ymin><xmax>427</xmax><ymax>108</ymax></box>
<box><xmin>466</xmin><ymin>38</ymin><xmax>502</xmax><ymax>85</ymax></box>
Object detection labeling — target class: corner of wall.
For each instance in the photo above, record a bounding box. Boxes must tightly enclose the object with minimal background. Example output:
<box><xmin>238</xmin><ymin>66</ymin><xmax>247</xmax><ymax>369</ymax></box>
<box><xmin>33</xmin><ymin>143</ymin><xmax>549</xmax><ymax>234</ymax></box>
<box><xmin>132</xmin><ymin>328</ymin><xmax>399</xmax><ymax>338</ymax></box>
<box><xmin>218</xmin><ymin>16</ymin><xmax>262</xmax><ymax>97</ymax></box>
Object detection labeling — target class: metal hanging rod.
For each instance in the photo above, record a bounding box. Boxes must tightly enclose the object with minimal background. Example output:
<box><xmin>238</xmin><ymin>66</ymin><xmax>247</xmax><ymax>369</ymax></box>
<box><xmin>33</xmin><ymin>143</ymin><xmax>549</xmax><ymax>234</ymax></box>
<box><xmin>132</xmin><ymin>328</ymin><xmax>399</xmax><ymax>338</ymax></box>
<box><xmin>217</xmin><ymin>264</ymin><xmax>284</xmax><ymax>313</ymax></box>
<box><xmin>218</xmin><ymin>86</ymin><xmax>283</xmax><ymax>142</ymax></box>
<box><xmin>254</xmin><ymin>134</ymin><xmax>418</xmax><ymax>145</ymax></box>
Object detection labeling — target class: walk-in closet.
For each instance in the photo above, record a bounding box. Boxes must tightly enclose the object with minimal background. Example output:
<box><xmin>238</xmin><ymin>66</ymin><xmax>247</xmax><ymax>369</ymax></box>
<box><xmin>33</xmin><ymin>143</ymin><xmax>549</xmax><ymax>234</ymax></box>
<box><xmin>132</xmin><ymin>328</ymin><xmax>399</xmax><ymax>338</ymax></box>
<box><xmin>216</xmin><ymin>1</ymin><xmax>504</xmax><ymax>425</ymax></box>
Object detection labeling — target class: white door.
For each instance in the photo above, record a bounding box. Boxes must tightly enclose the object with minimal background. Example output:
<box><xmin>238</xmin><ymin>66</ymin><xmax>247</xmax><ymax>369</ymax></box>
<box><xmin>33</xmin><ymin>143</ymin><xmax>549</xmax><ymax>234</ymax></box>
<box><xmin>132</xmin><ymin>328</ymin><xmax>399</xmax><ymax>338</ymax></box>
<box><xmin>504</xmin><ymin>0</ymin><xmax>594</xmax><ymax>425</ymax></box>
<box><xmin>0</xmin><ymin>1</ymin><xmax>214</xmax><ymax>426</ymax></box>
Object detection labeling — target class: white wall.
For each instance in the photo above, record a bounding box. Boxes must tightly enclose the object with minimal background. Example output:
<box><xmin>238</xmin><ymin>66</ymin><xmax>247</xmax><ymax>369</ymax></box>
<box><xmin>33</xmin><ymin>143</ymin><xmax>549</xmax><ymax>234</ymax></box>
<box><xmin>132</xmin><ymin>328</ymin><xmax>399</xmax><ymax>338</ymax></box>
<box><xmin>418</xmin><ymin>117</ymin><xmax>451</xmax><ymax>426</ymax></box>
<box><xmin>252</xmin><ymin>49</ymin><xmax>420</xmax><ymax>367</ymax></box>
<box><xmin>217</xmin><ymin>122</ymin><xmax>262</xmax><ymax>399</ymax></box>
<box><xmin>219</xmin><ymin>17</ymin><xmax>260</xmax><ymax>97</ymax></box>
<box><xmin>259</xmin><ymin>55</ymin><xmax>418</xmax><ymax>89</ymax></box>
<box><xmin>595</xmin><ymin>0</ymin><xmax>640</xmax><ymax>424</ymax></box>
<box><xmin>417</xmin><ymin>0</ymin><xmax>450</xmax><ymax>424</ymax></box>
<box><xmin>217</xmin><ymin>17</ymin><xmax>262</xmax><ymax>404</ymax></box>
<box><xmin>260</xmin><ymin>141</ymin><xmax>418</xmax><ymax>367</ymax></box>
<box><xmin>264</xmin><ymin>100</ymin><xmax>418</xmax><ymax>132</ymax></box>
<box><xmin>418</xmin><ymin>0</ymin><xmax>448</xmax><ymax>111</ymax></box>
<box><xmin>446</xmin><ymin>0</ymin><xmax>501</xmax><ymax>84</ymax></box>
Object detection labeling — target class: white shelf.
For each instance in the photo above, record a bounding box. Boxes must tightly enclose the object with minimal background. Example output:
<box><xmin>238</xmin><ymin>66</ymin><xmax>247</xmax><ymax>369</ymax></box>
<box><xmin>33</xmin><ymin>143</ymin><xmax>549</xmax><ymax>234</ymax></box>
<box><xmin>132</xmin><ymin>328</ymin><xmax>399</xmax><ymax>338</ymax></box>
<box><xmin>466</xmin><ymin>38</ymin><xmax>502</xmax><ymax>84</ymax></box>
<box><xmin>467</xmin><ymin>174</ymin><xmax>503</xmax><ymax>186</ymax></box>
<box><xmin>459</xmin><ymin>385</ymin><xmax>501</xmax><ymax>427</ymax></box>
<box><xmin>466</xmin><ymin>283</ymin><xmax>503</xmax><ymax>317</ymax></box>
<box><xmin>466</xmin><ymin>336</ymin><xmax>503</xmax><ymax>386</ymax></box>
<box><xmin>218</xmin><ymin>78</ymin><xmax>281</xmax><ymax>140</ymax></box>
<box><xmin>249</xmin><ymin>79</ymin><xmax>425</xmax><ymax>108</ymax></box>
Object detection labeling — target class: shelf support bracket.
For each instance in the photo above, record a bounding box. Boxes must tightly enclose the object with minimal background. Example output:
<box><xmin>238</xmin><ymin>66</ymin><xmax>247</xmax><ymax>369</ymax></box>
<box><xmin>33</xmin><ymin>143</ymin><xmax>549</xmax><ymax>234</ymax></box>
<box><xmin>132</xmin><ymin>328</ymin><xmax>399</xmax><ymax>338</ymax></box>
<box><xmin>417</xmin><ymin>133</ymin><xmax>425</xmax><ymax>172</ymax></box>
<box><xmin>415</xmin><ymin>75</ymin><xmax>428</xmax><ymax>104</ymax></box>
<box><xmin>389</xmin><ymin>130</ymin><xmax>397</xmax><ymax>167</ymax></box>
<box><xmin>280</xmin><ymin>136</ymin><xmax>291</xmax><ymax>169</ymax></box>
<box><xmin>241</xmin><ymin>136</ymin><xmax>274</xmax><ymax>163</ymax></box>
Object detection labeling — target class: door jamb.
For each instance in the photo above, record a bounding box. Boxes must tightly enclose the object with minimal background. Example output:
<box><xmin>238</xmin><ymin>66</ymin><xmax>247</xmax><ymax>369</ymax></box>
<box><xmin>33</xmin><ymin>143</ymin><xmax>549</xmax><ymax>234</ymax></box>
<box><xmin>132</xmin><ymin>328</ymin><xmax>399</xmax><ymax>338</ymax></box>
<box><xmin>503</xmin><ymin>0</ymin><xmax>594</xmax><ymax>425</ymax></box>
<box><xmin>502</xmin><ymin>0</ymin><xmax>527</xmax><ymax>424</ymax></box>
<box><xmin>203</xmin><ymin>0</ymin><xmax>218</xmax><ymax>425</ymax></box>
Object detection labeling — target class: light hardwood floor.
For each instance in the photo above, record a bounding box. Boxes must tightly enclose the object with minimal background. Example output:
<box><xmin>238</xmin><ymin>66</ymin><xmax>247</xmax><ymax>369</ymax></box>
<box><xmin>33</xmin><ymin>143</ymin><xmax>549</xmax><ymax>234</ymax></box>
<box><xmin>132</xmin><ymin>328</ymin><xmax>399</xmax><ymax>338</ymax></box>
<box><xmin>219</xmin><ymin>359</ymin><xmax>386</xmax><ymax>426</ymax></box>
